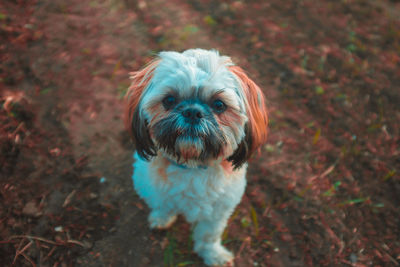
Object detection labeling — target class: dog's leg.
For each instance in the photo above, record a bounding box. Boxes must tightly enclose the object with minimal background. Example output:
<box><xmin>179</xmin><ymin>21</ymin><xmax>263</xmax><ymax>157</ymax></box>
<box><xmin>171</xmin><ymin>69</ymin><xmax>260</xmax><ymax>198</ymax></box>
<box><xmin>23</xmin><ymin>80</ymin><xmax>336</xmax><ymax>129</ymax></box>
<box><xmin>148</xmin><ymin>208</ymin><xmax>177</xmax><ymax>230</ymax></box>
<box><xmin>193</xmin><ymin>218</ymin><xmax>234</xmax><ymax>266</ymax></box>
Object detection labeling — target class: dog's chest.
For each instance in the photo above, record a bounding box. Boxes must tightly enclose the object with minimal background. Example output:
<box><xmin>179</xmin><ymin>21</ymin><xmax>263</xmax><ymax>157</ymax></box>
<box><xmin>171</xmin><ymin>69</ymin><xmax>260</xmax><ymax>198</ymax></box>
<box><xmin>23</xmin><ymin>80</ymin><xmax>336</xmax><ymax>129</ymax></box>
<box><xmin>133</xmin><ymin>154</ymin><xmax>246</xmax><ymax>222</ymax></box>
<box><xmin>164</xmin><ymin>165</ymin><xmax>245</xmax><ymax>221</ymax></box>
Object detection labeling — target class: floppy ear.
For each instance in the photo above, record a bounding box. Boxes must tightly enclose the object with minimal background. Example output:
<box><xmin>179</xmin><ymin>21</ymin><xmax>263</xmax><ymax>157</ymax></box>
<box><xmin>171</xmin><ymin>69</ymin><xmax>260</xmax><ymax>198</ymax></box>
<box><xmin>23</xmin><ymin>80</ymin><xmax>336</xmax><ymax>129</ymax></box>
<box><xmin>124</xmin><ymin>59</ymin><xmax>160</xmax><ymax>160</ymax></box>
<box><xmin>227</xmin><ymin>66</ymin><xmax>268</xmax><ymax>168</ymax></box>
<box><xmin>227</xmin><ymin>124</ymin><xmax>252</xmax><ymax>169</ymax></box>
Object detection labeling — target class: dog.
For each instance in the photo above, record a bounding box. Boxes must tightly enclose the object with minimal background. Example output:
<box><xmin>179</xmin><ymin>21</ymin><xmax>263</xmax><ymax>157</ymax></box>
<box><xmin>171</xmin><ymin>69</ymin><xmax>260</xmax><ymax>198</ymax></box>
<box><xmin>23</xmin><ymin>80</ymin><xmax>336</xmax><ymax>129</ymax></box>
<box><xmin>124</xmin><ymin>49</ymin><xmax>268</xmax><ymax>266</ymax></box>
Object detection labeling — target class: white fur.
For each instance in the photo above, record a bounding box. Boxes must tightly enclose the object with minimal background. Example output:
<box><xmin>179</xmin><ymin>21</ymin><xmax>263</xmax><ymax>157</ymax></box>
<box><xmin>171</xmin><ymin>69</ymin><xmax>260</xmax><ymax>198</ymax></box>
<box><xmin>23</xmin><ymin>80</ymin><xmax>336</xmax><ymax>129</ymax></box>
<box><xmin>127</xmin><ymin>49</ymin><xmax>266</xmax><ymax>266</ymax></box>
<box><xmin>139</xmin><ymin>49</ymin><xmax>248</xmax><ymax>159</ymax></box>
<box><xmin>133</xmin><ymin>153</ymin><xmax>246</xmax><ymax>266</ymax></box>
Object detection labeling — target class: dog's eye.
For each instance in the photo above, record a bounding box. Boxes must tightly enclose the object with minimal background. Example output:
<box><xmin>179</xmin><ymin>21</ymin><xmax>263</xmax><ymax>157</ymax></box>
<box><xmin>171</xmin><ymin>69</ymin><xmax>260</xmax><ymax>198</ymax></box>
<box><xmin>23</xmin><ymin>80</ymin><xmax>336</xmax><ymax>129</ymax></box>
<box><xmin>212</xmin><ymin>99</ymin><xmax>227</xmax><ymax>113</ymax></box>
<box><xmin>162</xmin><ymin>95</ymin><xmax>177</xmax><ymax>109</ymax></box>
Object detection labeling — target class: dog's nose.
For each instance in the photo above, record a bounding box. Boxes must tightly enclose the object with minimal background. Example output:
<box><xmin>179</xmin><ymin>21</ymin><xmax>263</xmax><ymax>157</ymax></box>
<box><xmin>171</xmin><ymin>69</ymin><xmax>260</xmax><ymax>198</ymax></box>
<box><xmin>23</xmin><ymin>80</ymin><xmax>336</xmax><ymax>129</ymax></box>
<box><xmin>182</xmin><ymin>107</ymin><xmax>203</xmax><ymax>124</ymax></box>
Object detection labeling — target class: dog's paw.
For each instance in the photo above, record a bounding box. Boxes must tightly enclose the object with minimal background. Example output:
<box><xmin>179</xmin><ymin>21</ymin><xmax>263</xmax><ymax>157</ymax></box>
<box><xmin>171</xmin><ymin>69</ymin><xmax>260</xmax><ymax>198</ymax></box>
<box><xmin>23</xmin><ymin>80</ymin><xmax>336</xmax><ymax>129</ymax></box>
<box><xmin>197</xmin><ymin>244</ymin><xmax>234</xmax><ymax>266</ymax></box>
<box><xmin>148</xmin><ymin>212</ymin><xmax>177</xmax><ymax>230</ymax></box>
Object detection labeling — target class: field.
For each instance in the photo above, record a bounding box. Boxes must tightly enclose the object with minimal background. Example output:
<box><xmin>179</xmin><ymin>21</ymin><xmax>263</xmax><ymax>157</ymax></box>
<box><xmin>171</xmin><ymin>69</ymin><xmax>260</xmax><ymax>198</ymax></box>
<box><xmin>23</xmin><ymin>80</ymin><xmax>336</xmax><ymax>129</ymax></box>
<box><xmin>1</xmin><ymin>0</ymin><xmax>399</xmax><ymax>266</ymax></box>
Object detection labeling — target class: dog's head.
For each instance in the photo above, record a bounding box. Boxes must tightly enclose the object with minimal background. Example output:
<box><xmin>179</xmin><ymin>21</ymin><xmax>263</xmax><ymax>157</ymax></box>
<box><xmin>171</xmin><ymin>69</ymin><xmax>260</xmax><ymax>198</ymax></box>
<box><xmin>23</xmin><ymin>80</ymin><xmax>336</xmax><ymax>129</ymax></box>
<box><xmin>125</xmin><ymin>49</ymin><xmax>268</xmax><ymax>168</ymax></box>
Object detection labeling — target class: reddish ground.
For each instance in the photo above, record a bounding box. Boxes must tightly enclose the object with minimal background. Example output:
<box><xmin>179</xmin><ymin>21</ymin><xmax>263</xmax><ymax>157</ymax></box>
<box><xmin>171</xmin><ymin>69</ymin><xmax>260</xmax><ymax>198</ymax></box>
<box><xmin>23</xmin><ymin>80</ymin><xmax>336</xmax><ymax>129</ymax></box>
<box><xmin>1</xmin><ymin>0</ymin><xmax>399</xmax><ymax>266</ymax></box>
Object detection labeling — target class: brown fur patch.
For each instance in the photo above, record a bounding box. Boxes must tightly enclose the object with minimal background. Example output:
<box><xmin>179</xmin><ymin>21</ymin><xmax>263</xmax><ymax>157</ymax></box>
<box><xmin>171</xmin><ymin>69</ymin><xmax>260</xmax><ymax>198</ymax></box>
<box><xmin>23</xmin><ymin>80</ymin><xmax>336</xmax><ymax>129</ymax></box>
<box><xmin>151</xmin><ymin>155</ymin><xmax>170</xmax><ymax>182</ymax></box>
<box><xmin>228</xmin><ymin>66</ymin><xmax>268</xmax><ymax>154</ymax></box>
<box><xmin>124</xmin><ymin>59</ymin><xmax>160</xmax><ymax>137</ymax></box>
<box><xmin>221</xmin><ymin>159</ymin><xmax>234</xmax><ymax>175</ymax></box>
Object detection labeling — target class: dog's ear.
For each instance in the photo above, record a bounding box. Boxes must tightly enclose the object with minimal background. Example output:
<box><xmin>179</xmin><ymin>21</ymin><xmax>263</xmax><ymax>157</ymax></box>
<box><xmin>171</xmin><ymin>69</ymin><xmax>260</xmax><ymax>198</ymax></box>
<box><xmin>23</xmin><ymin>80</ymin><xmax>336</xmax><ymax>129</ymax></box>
<box><xmin>227</xmin><ymin>66</ymin><xmax>268</xmax><ymax>168</ymax></box>
<box><xmin>227</xmin><ymin>123</ymin><xmax>252</xmax><ymax>169</ymax></box>
<box><xmin>124</xmin><ymin>59</ymin><xmax>160</xmax><ymax>160</ymax></box>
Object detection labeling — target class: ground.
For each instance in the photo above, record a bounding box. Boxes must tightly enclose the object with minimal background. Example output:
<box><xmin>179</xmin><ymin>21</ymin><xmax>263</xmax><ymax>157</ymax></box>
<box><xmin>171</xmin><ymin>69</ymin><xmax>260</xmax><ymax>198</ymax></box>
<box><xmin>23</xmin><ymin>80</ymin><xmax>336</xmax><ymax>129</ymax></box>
<box><xmin>0</xmin><ymin>0</ymin><xmax>399</xmax><ymax>266</ymax></box>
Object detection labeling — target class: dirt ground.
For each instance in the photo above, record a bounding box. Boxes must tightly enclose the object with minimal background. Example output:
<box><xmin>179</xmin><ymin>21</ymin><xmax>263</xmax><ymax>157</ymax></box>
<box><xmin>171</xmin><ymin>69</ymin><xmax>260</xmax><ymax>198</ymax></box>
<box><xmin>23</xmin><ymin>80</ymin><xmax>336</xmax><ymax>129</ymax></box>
<box><xmin>1</xmin><ymin>0</ymin><xmax>399</xmax><ymax>266</ymax></box>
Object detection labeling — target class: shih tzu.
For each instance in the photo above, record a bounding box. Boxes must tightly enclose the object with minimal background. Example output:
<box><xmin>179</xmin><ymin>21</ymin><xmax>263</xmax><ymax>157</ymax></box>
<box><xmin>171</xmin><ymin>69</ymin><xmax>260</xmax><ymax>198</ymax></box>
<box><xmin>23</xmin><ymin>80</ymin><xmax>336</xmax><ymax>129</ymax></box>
<box><xmin>124</xmin><ymin>49</ymin><xmax>268</xmax><ymax>266</ymax></box>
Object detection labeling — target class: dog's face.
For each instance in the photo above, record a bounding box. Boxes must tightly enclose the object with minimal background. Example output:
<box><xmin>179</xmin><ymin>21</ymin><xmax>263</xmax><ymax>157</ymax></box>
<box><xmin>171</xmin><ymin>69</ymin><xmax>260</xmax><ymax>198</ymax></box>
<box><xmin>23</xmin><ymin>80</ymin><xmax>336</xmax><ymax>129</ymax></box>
<box><xmin>125</xmin><ymin>49</ymin><xmax>268</xmax><ymax>168</ymax></box>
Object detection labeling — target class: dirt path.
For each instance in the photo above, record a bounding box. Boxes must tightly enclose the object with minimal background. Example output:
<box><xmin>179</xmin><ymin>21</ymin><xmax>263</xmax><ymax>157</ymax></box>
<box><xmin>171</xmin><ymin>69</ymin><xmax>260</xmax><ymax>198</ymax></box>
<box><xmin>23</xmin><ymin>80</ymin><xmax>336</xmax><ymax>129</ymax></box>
<box><xmin>1</xmin><ymin>0</ymin><xmax>399</xmax><ymax>266</ymax></box>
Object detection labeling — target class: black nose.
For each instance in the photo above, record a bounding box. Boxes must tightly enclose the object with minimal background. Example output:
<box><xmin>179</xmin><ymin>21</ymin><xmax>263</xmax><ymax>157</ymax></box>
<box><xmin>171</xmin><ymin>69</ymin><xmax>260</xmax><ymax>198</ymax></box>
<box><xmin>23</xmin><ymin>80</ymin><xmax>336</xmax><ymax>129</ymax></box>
<box><xmin>182</xmin><ymin>107</ymin><xmax>203</xmax><ymax>123</ymax></box>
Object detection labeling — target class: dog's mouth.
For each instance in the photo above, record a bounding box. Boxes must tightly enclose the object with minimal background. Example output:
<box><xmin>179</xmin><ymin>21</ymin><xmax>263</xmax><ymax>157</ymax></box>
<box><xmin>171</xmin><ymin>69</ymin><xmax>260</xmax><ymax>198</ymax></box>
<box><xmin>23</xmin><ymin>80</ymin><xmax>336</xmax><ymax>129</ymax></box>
<box><xmin>152</xmin><ymin>116</ymin><xmax>226</xmax><ymax>162</ymax></box>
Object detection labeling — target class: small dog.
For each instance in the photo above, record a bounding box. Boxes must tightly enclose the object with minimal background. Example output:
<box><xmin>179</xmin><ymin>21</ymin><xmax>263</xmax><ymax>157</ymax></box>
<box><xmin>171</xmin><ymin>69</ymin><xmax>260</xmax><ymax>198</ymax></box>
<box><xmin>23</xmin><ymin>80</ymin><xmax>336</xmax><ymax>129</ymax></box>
<box><xmin>124</xmin><ymin>49</ymin><xmax>268</xmax><ymax>266</ymax></box>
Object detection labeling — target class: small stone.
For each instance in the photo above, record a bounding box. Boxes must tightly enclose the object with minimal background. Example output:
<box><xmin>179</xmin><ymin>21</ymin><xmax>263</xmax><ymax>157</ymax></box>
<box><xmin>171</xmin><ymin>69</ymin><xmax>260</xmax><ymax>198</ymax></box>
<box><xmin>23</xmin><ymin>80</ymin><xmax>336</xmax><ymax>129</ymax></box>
<box><xmin>22</xmin><ymin>201</ymin><xmax>41</xmax><ymax>217</ymax></box>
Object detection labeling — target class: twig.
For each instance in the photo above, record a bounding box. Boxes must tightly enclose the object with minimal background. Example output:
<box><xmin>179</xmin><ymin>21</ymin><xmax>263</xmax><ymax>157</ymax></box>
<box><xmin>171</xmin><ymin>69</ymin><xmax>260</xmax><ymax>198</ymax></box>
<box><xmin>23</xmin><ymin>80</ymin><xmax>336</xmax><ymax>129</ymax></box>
<box><xmin>236</xmin><ymin>237</ymin><xmax>251</xmax><ymax>257</ymax></box>
<box><xmin>66</xmin><ymin>239</ymin><xmax>86</xmax><ymax>247</ymax></box>
<box><xmin>43</xmin><ymin>246</ymin><xmax>56</xmax><ymax>262</ymax></box>
<box><xmin>12</xmin><ymin>239</ymin><xmax>25</xmax><ymax>263</ymax></box>
<box><xmin>384</xmin><ymin>251</ymin><xmax>399</xmax><ymax>266</ymax></box>
<box><xmin>9</xmin><ymin>235</ymin><xmax>58</xmax><ymax>245</ymax></box>
<box><xmin>63</xmin><ymin>189</ymin><xmax>76</xmax><ymax>207</ymax></box>
<box><xmin>320</xmin><ymin>164</ymin><xmax>336</xmax><ymax>178</ymax></box>
<box><xmin>20</xmin><ymin>252</ymin><xmax>36</xmax><ymax>267</ymax></box>
<box><xmin>6</xmin><ymin>235</ymin><xmax>87</xmax><ymax>266</ymax></box>
<box><xmin>262</xmin><ymin>205</ymin><xmax>271</xmax><ymax>217</ymax></box>
<box><xmin>11</xmin><ymin>122</ymin><xmax>25</xmax><ymax>137</ymax></box>
<box><xmin>7</xmin><ymin>235</ymin><xmax>85</xmax><ymax>247</ymax></box>
<box><xmin>13</xmin><ymin>240</ymin><xmax>33</xmax><ymax>265</ymax></box>
<box><xmin>308</xmin><ymin>164</ymin><xmax>336</xmax><ymax>183</ymax></box>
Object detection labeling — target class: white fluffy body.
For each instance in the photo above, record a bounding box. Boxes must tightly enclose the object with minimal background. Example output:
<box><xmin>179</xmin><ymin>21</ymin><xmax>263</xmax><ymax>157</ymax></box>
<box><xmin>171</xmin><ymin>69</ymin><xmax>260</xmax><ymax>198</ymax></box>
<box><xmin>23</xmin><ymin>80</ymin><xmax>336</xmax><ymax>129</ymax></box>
<box><xmin>133</xmin><ymin>153</ymin><xmax>246</xmax><ymax>265</ymax></box>
<box><xmin>126</xmin><ymin>49</ymin><xmax>268</xmax><ymax>266</ymax></box>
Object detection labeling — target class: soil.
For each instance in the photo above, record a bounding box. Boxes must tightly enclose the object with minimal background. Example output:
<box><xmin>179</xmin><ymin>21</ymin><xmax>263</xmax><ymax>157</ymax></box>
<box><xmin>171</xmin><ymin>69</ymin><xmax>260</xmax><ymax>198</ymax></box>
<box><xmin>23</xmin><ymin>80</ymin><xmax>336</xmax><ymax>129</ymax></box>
<box><xmin>1</xmin><ymin>0</ymin><xmax>399</xmax><ymax>266</ymax></box>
